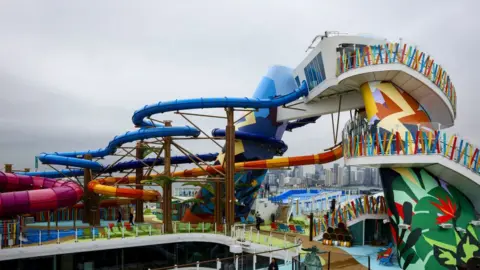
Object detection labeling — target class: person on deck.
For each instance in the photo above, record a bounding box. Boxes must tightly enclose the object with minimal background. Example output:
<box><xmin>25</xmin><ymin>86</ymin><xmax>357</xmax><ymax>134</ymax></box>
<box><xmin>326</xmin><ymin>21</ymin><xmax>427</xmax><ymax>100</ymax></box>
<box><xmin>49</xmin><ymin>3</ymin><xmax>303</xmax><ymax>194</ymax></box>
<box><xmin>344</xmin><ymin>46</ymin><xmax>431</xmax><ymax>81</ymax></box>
<box><xmin>116</xmin><ymin>209</ymin><xmax>122</xmax><ymax>224</ymax></box>
<box><xmin>129</xmin><ymin>208</ymin><xmax>135</xmax><ymax>225</ymax></box>
<box><xmin>268</xmin><ymin>258</ymin><xmax>278</xmax><ymax>270</ymax></box>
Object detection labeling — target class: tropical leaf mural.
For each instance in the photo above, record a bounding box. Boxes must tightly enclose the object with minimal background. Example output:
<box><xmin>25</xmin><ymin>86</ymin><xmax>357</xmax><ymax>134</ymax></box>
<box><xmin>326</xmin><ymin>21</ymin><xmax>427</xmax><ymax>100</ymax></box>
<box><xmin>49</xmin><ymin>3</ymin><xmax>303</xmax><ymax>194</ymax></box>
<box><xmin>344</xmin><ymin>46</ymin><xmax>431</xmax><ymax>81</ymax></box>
<box><xmin>380</xmin><ymin>167</ymin><xmax>480</xmax><ymax>269</ymax></box>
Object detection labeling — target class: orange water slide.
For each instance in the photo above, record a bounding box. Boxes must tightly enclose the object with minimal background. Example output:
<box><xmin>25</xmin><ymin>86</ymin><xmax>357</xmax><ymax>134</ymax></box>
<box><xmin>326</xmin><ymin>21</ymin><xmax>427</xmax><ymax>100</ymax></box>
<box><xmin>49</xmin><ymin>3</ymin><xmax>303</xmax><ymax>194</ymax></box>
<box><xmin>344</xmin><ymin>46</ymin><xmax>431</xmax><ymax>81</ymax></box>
<box><xmin>89</xmin><ymin>144</ymin><xmax>343</xmax><ymax>198</ymax></box>
<box><xmin>88</xmin><ymin>178</ymin><xmax>160</xmax><ymax>201</ymax></box>
<box><xmin>173</xmin><ymin>144</ymin><xmax>343</xmax><ymax>177</ymax></box>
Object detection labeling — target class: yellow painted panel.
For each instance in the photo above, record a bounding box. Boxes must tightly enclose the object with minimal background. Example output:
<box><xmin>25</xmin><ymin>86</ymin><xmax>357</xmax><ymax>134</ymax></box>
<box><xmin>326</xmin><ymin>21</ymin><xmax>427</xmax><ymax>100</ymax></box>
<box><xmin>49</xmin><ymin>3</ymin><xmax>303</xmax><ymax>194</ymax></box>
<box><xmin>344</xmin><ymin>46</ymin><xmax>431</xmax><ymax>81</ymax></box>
<box><xmin>267</xmin><ymin>158</ymin><xmax>289</xmax><ymax>168</ymax></box>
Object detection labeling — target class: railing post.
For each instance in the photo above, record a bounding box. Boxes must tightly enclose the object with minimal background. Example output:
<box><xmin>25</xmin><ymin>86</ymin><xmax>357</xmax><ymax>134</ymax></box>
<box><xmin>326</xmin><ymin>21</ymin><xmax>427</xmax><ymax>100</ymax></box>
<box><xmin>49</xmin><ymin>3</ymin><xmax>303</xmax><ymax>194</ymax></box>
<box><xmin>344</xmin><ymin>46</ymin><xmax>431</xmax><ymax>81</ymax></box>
<box><xmin>57</xmin><ymin>229</ymin><xmax>60</xmax><ymax>244</ymax></box>
<box><xmin>149</xmin><ymin>224</ymin><xmax>152</xmax><ymax>236</ymax></box>
<box><xmin>0</xmin><ymin>234</ymin><xmax>2</xmax><ymax>249</ymax></box>
<box><xmin>269</xmin><ymin>244</ymin><xmax>273</xmax><ymax>262</ymax></box>
<box><xmin>253</xmin><ymin>250</ymin><xmax>256</xmax><ymax>270</ymax></box>
<box><xmin>92</xmin><ymin>227</ymin><xmax>95</xmax><ymax>241</ymax></box>
<box><xmin>122</xmin><ymin>227</ymin><xmax>125</xmax><ymax>239</ymax></box>
<box><xmin>224</xmin><ymin>222</ymin><xmax>226</xmax><ymax>236</ymax></box>
<box><xmin>257</xmin><ymin>230</ymin><xmax>260</xmax><ymax>243</ymax></box>
<box><xmin>215</xmin><ymin>222</ymin><xmax>217</xmax><ymax>234</ymax></box>
<box><xmin>216</xmin><ymin>258</ymin><xmax>221</xmax><ymax>270</ymax></box>
<box><xmin>39</xmin><ymin>230</ymin><xmax>42</xmax><ymax>246</ymax></box>
<box><xmin>136</xmin><ymin>225</ymin><xmax>138</xmax><ymax>237</ymax></box>
<box><xmin>328</xmin><ymin>251</ymin><xmax>331</xmax><ymax>270</ymax></box>
<box><xmin>75</xmin><ymin>229</ymin><xmax>78</xmax><ymax>242</ymax></box>
<box><xmin>250</xmin><ymin>227</ymin><xmax>253</xmax><ymax>241</ymax></box>
<box><xmin>368</xmin><ymin>255</ymin><xmax>371</xmax><ymax>269</ymax></box>
<box><xmin>188</xmin><ymin>222</ymin><xmax>191</xmax><ymax>233</ymax></box>
<box><xmin>107</xmin><ymin>227</ymin><xmax>110</xmax><ymax>239</ymax></box>
<box><xmin>235</xmin><ymin>255</ymin><xmax>239</xmax><ymax>270</ymax></box>
<box><xmin>196</xmin><ymin>261</ymin><xmax>200</xmax><ymax>270</ymax></box>
<box><xmin>202</xmin><ymin>222</ymin><xmax>204</xmax><ymax>233</ymax></box>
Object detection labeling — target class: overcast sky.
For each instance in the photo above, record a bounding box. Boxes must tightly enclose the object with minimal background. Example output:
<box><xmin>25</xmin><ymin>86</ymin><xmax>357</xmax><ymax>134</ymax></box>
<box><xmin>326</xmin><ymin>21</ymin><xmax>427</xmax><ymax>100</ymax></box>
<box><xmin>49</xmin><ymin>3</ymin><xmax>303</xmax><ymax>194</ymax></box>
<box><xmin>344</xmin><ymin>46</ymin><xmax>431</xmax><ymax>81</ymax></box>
<box><xmin>0</xmin><ymin>0</ymin><xmax>477</xmax><ymax>172</ymax></box>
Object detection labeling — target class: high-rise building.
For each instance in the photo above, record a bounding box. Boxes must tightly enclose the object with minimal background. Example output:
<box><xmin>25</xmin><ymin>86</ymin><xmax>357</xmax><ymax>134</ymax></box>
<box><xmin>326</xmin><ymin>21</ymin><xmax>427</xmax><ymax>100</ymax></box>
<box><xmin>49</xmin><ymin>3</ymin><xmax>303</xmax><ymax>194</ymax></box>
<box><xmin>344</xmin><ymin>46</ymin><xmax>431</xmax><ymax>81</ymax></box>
<box><xmin>314</xmin><ymin>164</ymin><xmax>324</xmax><ymax>180</ymax></box>
<box><xmin>342</xmin><ymin>167</ymin><xmax>349</xmax><ymax>186</ymax></box>
<box><xmin>344</xmin><ymin>166</ymin><xmax>351</xmax><ymax>186</ymax></box>
<box><xmin>294</xmin><ymin>166</ymin><xmax>304</xmax><ymax>179</ymax></box>
<box><xmin>325</xmin><ymin>169</ymin><xmax>333</xmax><ymax>186</ymax></box>
<box><xmin>350</xmin><ymin>170</ymin><xmax>356</xmax><ymax>184</ymax></box>
<box><xmin>356</xmin><ymin>169</ymin><xmax>365</xmax><ymax>185</ymax></box>
<box><xmin>333</xmin><ymin>163</ymin><xmax>339</xmax><ymax>185</ymax></box>
<box><xmin>278</xmin><ymin>173</ymin><xmax>285</xmax><ymax>186</ymax></box>
<box><xmin>364</xmin><ymin>168</ymin><xmax>372</xmax><ymax>186</ymax></box>
<box><xmin>337</xmin><ymin>168</ymin><xmax>344</xmax><ymax>186</ymax></box>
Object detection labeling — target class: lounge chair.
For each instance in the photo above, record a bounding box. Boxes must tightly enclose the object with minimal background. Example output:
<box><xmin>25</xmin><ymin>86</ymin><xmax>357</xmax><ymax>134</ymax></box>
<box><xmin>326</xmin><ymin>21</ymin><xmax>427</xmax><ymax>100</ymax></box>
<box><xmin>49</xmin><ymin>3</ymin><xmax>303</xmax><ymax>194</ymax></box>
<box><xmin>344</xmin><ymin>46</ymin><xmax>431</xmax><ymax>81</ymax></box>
<box><xmin>177</xmin><ymin>223</ymin><xmax>188</xmax><ymax>233</ymax></box>
<box><xmin>295</xmin><ymin>225</ymin><xmax>305</xmax><ymax>234</ymax></box>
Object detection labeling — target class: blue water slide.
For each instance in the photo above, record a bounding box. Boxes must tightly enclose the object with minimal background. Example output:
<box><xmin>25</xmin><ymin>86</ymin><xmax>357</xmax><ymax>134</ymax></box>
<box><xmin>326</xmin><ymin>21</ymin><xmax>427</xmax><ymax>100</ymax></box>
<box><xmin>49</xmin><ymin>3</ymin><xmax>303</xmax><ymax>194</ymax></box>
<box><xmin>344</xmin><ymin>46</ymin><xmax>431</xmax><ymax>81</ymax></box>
<box><xmin>20</xmin><ymin>153</ymin><xmax>218</xmax><ymax>178</ymax></box>
<box><xmin>39</xmin><ymin>127</ymin><xmax>200</xmax><ymax>170</ymax></box>
<box><xmin>133</xmin><ymin>81</ymin><xmax>308</xmax><ymax>127</ymax></box>
<box><xmin>35</xmin><ymin>80</ymin><xmax>307</xmax><ymax>170</ymax></box>
<box><xmin>211</xmin><ymin>128</ymin><xmax>288</xmax><ymax>155</ymax></box>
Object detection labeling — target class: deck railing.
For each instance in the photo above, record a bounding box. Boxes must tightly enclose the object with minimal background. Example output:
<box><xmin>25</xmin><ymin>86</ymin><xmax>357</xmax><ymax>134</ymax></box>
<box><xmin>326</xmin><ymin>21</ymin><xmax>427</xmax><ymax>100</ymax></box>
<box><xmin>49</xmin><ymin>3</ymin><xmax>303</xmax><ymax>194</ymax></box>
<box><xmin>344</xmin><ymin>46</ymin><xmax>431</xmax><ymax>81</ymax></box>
<box><xmin>0</xmin><ymin>221</ymin><xmax>300</xmax><ymax>252</ymax></box>
<box><xmin>342</xmin><ymin>119</ymin><xmax>480</xmax><ymax>175</ymax></box>
<box><xmin>314</xmin><ymin>194</ymin><xmax>387</xmax><ymax>235</ymax></box>
<box><xmin>336</xmin><ymin>42</ymin><xmax>456</xmax><ymax>115</ymax></box>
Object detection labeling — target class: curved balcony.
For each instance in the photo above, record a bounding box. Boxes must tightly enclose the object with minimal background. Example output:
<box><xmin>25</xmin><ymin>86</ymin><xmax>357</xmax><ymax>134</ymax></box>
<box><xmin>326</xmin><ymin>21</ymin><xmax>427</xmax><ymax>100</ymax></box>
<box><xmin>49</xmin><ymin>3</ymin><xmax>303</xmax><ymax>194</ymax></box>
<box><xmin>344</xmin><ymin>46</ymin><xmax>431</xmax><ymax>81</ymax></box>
<box><xmin>336</xmin><ymin>43</ymin><xmax>456</xmax><ymax>127</ymax></box>
<box><xmin>342</xmin><ymin>119</ymin><xmax>480</xmax><ymax>209</ymax></box>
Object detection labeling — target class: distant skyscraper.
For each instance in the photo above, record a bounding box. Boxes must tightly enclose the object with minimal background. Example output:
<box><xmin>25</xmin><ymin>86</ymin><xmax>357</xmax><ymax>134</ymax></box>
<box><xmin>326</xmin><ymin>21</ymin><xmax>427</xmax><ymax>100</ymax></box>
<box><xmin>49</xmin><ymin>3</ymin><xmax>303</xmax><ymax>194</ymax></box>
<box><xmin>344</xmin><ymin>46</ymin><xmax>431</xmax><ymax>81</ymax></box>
<box><xmin>364</xmin><ymin>168</ymin><xmax>372</xmax><ymax>186</ymax></box>
<box><xmin>344</xmin><ymin>166</ymin><xmax>351</xmax><ymax>186</ymax></box>
<box><xmin>279</xmin><ymin>173</ymin><xmax>285</xmax><ymax>186</ymax></box>
<box><xmin>333</xmin><ymin>163</ymin><xmax>339</xmax><ymax>185</ymax></box>
<box><xmin>342</xmin><ymin>167</ymin><xmax>349</xmax><ymax>186</ymax></box>
<box><xmin>314</xmin><ymin>164</ymin><xmax>324</xmax><ymax>180</ymax></box>
<box><xmin>294</xmin><ymin>166</ymin><xmax>304</xmax><ymax>179</ymax></box>
<box><xmin>337</xmin><ymin>168</ymin><xmax>344</xmax><ymax>186</ymax></box>
<box><xmin>357</xmin><ymin>169</ymin><xmax>365</xmax><ymax>185</ymax></box>
<box><xmin>350</xmin><ymin>170</ymin><xmax>356</xmax><ymax>185</ymax></box>
<box><xmin>325</xmin><ymin>169</ymin><xmax>333</xmax><ymax>186</ymax></box>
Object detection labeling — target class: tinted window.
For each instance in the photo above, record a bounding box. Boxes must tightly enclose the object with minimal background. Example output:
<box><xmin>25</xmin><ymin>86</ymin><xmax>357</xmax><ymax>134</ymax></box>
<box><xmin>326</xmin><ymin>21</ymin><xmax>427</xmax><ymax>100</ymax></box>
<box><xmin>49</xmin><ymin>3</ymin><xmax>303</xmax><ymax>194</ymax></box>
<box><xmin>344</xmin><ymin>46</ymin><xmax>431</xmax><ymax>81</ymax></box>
<box><xmin>304</xmin><ymin>52</ymin><xmax>326</xmax><ymax>90</ymax></box>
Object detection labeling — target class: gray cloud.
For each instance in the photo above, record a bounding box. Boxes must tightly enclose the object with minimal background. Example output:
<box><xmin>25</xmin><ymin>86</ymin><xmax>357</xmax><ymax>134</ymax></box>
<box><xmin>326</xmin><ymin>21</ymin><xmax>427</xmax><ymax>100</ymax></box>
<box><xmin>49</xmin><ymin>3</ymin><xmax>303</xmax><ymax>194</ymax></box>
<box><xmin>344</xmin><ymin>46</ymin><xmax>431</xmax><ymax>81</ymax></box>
<box><xmin>0</xmin><ymin>0</ymin><xmax>476</xmax><ymax>172</ymax></box>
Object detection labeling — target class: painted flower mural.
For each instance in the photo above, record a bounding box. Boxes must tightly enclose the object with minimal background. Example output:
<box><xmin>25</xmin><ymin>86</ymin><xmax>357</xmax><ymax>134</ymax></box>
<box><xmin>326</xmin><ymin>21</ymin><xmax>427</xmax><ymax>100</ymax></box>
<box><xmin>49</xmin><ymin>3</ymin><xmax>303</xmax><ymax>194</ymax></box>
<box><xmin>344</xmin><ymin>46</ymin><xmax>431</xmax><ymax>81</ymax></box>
<box><xmin>380</xmin><ymin>167</ymin><xmax>480</xmax><ymax>269</ymax></box>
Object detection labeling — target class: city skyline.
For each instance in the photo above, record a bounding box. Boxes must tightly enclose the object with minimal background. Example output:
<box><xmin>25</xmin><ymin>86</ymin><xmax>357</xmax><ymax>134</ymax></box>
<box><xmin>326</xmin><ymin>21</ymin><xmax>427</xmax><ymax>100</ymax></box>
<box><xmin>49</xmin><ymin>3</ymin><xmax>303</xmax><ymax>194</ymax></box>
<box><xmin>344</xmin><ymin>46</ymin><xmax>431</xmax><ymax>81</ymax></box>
<box><xmin>265</xmin><ymin>163</ymin><xmax>381</xmax><ymax>188</ymax></box>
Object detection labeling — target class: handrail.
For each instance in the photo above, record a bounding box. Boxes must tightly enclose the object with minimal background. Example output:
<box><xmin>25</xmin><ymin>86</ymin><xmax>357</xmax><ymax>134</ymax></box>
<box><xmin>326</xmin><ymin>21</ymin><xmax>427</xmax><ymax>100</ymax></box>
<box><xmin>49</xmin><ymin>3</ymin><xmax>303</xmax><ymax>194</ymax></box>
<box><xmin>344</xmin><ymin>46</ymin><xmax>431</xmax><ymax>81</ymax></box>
<box><xmin>336</xmin><ymin>42</ymin><xmax>456</xmax><ymax>115</ymax></box>
<box><xmin>342</xmin><ymin>119</ymin><xmax>480</xmax><ymax>175</ymax></box>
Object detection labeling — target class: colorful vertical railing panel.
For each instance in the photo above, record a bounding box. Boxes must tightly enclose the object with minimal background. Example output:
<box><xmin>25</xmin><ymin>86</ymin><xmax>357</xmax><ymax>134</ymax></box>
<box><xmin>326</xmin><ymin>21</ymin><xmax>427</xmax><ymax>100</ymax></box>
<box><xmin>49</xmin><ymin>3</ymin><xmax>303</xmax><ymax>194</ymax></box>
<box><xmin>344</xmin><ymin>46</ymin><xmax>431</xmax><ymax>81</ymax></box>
<box><xmin>343</xmin><ymin>119</ymin><xmax>480</xmax><ymax>175</ymax></box>
<box><xmin>337</xmin><ymin>43</ymin><xmax>456</xmax><ymax>115</ymax></box>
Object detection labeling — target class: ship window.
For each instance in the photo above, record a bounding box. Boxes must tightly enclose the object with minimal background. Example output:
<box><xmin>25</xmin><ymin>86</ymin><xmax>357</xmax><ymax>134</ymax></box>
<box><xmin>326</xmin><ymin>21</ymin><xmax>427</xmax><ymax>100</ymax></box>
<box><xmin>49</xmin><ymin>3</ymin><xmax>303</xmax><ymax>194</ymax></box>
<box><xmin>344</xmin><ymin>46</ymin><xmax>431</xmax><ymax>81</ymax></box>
<box><xmin>295</xmin><ymin>76</ymin><xmax>300</xmax><ymax>87</ymax></box>
<box><xmin>304</xmin><ymin>52</ymin><xmax>326</xmax><ymax>90</ymax></box>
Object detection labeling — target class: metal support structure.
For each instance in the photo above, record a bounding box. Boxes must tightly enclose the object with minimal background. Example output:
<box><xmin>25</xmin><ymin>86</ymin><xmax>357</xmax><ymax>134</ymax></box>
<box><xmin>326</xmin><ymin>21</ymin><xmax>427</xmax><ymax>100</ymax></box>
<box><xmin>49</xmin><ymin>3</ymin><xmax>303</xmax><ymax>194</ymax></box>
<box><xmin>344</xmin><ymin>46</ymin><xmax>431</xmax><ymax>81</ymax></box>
<box><xmin>135</xmin><ymin>142</ymin><xmax>144</xmax><ymax>223</ymax></box>
<box><xmin>163</xmin><ymin>121</ymin><xmax>173</xmax><ymax>233</ymax></box>
<box><xmin>225</xmin><ymin>108</ymin><xmax>236</xmax><ymax>232</ymax></box>
<box><xmin>309</xmin><ymin>212</ymin><xmax>313</xmax><ymax>242</ymax></box>
<box><xmin>214</xmin><ymin>181</ymin><xmax>222</xmax><ymax>225</ymax></box>
<box><xmin>330</xmin><ymin>95</ymin><xmax>343</xmax><ymax>144</ymax></box>
<box><xmin>179</xmin><ymin>113</ymin><xmax>223</xmax><ymax>149</ymax></box>
<box><xmin>83</xmin><ymin>154</ymin><xmax>100</xmax><ymax>226</ymax></box>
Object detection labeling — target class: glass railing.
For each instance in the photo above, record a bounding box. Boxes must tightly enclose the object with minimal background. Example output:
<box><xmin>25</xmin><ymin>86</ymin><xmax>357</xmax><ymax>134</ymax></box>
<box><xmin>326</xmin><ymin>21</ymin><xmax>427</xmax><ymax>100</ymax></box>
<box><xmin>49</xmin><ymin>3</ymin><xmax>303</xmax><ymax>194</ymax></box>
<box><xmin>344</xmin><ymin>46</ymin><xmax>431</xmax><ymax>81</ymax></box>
<box><xmin>147</xmin><ymin>248</ymin><xmax>373</xmax><ymax>270</ymax></box>
<box><xmin>342</xmin><ymin>119</ymin><xmax>480</xmax><ymax>176</ymax></box>
<box><xmin>0</xmin><ymin>222</ymin><xmax>301</xmax><ymax>251</ymax></box>
<box><xmin>336</xmin><ymin>42</ymin><xmax>456</xmax><ymax>115</ymax></box>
